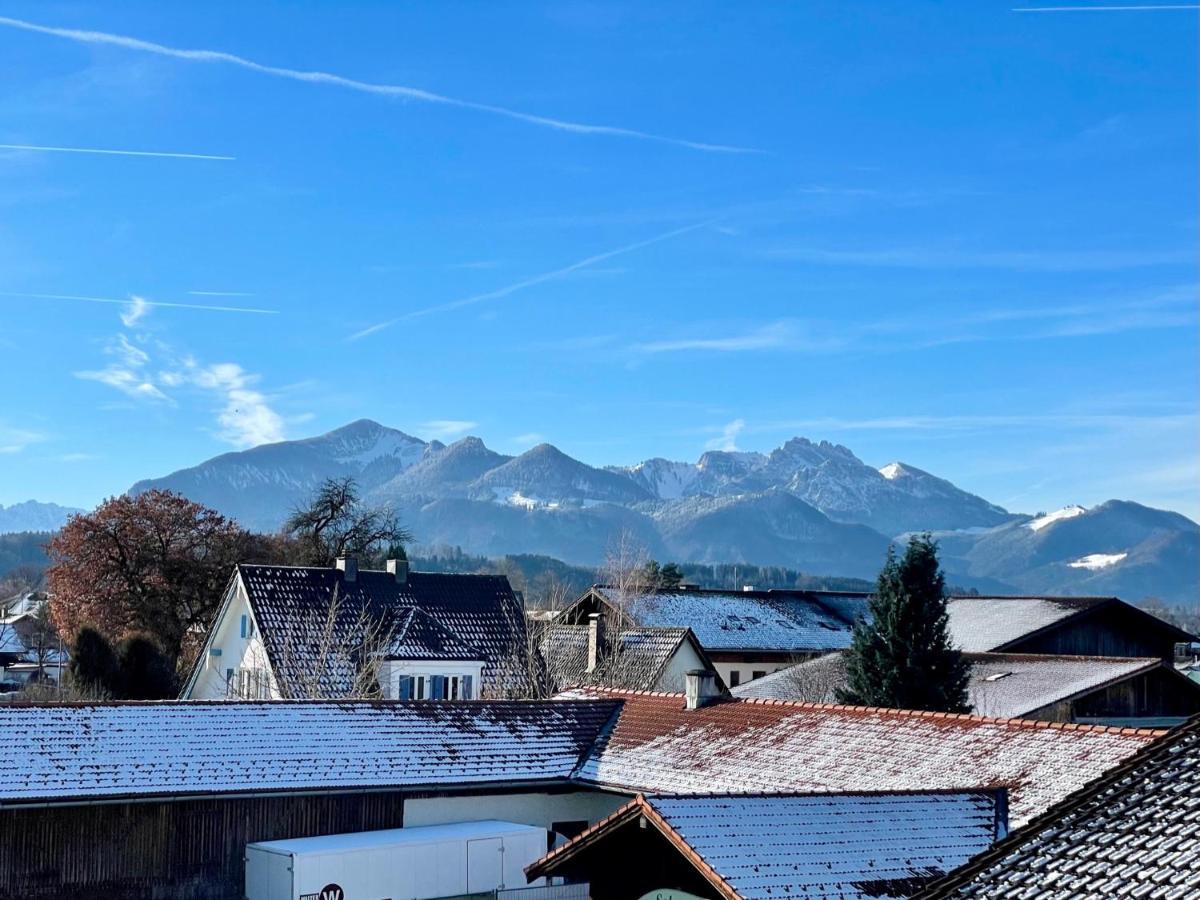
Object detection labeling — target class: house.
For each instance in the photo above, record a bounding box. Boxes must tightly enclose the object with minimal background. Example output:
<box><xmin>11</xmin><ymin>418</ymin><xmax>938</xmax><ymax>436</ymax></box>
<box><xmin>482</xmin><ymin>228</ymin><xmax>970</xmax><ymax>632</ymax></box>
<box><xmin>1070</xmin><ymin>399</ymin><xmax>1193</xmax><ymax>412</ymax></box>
<box><xmin>916</xmin><ymin>712</ymin><xmax>1200</xmax><ymax>898</ymax></box>
<box><xmin>181</xmin><ymin>558</ymin><xmax>528</xmax><ymax>700</ymax></box>
<box><xmin>539</xmin><ymin>615</ymin><xmax>718</xmax><ymax>692</ymax></box>
<box><xmin>560</xmin><ymin>587</ymin><xmax>1194</xmax><ymax>687</ymax></box>
<box><xmin>527</xmin><ymin>790</ymin><xmax>1009</xmax><ymax>899</ymax></box>
<box><xmin>734</xmin><ymin>652</ymin><xmax>1200</xmax><ymax>725</ymax></box>
<box><xmin>0</xmin><ymin>679</ymin><xmax>1163</xmax><ymax>898</ymax></box>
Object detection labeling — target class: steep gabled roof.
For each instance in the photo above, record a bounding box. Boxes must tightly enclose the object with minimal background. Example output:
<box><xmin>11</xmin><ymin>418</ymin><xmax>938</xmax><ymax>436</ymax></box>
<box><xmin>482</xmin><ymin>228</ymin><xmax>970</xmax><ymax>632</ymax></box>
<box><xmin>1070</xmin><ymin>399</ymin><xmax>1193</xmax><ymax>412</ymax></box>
<box><xmin>733</xmin><ymin>652</ymin><xmax>1187</xmax><ymax>721</ymax></box>
<box><xmin>570</xmin><ymin>690</ymin><xmax>1163</xmax><ymax>827</ymax></box>
<box><xmin>917</xmin><ymin>714</ymin><xmax>1200</xmax><ymax>898</ymax></box>
<box><xmin>237</xmin><ymin>565</ymin><xmax>524</xmax><ymax>696</ymax></box>
<box><xmin>540</xmin><ymin>624</ymin><xmax>710</xmax><ymax>691</ymax></box>
<box><xmin>0</xmin><ymin>699</ymin><xmax>619</xmax><ymax>804</ymax></box>
<box><xmin>387</xmin><ymin>607</ymin><xmax>483</xmax><ymax>661</ymax></box>
<box><xmin>528</xmin><ymin>791</ymin><xmax>1006</xmax><ymax>900</ymax></box>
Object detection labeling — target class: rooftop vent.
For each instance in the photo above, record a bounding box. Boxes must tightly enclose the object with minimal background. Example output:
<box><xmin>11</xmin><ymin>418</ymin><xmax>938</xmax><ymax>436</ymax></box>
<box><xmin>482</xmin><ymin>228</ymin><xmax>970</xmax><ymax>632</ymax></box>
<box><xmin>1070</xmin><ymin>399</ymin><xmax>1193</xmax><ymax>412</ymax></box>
<box><xmin>685</xmin><ymin>669</ymin><xmax>723</xmax><ymax>710</ymax></box>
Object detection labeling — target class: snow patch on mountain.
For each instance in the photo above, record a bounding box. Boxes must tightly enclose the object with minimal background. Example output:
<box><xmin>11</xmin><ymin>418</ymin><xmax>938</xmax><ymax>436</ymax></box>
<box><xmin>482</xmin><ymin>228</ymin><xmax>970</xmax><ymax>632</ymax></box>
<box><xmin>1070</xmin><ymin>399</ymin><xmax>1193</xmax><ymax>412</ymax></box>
<box><xmin>1026</xmin><ymin>505</ymin><xmax>1087</xmax><ymax>532</ymax></box>
<box><xmin>879</xmin><ymin>462</ymin><xmax>904</xmax><ymax>480</ymax></box>
<box><xmin>1068</xmin><ymin>552</ymin><xmax>1128</xmax><ymax>570</ymax></box>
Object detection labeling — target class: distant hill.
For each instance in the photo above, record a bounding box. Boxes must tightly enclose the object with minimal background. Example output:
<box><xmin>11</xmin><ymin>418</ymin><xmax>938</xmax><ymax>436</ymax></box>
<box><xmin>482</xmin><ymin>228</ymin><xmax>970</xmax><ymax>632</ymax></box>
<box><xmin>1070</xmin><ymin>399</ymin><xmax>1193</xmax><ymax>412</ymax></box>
<box><xmin>126</xmin><ymin>419</ymin><xmax>1200</xmax><ymax>603</ymax></box>
<box><xmin>0</xmin><ymin>501</ymin><xmax>82</xmax><ymax>535</ymax></box>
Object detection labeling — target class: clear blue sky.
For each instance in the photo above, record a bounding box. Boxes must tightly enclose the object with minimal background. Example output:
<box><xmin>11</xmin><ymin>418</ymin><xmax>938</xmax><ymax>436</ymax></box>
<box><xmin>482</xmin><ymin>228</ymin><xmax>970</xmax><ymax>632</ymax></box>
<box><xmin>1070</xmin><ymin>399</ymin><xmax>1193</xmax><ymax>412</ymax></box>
<box><xmin>0</xmin><ymin>1</ymin><xmax>1196</xmax><ymax>519</ymax></box>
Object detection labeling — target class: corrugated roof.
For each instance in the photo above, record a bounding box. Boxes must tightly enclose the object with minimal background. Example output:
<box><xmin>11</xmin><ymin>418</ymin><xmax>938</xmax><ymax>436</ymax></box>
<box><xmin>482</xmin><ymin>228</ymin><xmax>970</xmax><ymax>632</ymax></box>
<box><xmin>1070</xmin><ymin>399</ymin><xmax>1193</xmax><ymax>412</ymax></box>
<box><xmin>238</xmin><ymin>565</ymin><xmax>525</xmax><ymax>696</ymax></box>
<box><xmin>571</xmin><ymin>690</ymin><xmax>1162</xmax><ymax>827</ymax></box>
<box><xmin>592</xmin><ymin>587</ymin><xmax>858</xmax><ymax>652</ymax></box>
<box><xmin>651</xmin><ymin>793</ymin><xmax>1001</xmax><ymax>899</ymax></box>
<box><xmin>540</xmin><ymin>624</ymin><xmax>692</xmax><ymax>691</ymax></box>
<box><xmin>0</xmin><ymin>699</ymin><xmax>619</xmax><ymax>803</ymax></box>
<box><xmin>918</xmin><ymin>715</ymin><xmax>1200</xmax><ymax>898</ymax></box>
<box><xmin>733</xmin><ymin>652</ymin><xmax>1173</xmax><ymax>720</ymax></box>
<box><xmin>944</xmin><ymin>596</ymin><xmax>1112</xmax><ymax>652</ymax></box>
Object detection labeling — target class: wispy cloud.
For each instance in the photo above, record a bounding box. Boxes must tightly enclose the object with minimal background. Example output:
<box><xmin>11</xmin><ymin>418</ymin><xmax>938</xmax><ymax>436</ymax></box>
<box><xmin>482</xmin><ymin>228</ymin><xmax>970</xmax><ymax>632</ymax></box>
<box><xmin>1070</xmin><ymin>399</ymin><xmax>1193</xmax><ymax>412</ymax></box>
<box><xmin>632</xmin><ymin>321</ymin><xmax>831</xmax><ymax>355</ymax></box>
<box><xmin>705</xmin><ymin>418</ymin><xmax>746</xmax><ymax>451</ymax></box>
<box><xmin>0</xmin><ymin>15</ymin><xmax>758</xmax><ymax>155</ymax></box>
<box><xmin>0</xmin><ymin>143</ymin><xmax>232</xmax><ymax>160</ymax></box>
<box><xmin>766</xmin><ymin>245</ymin><xmax>1195</xmax><ymax>272</ymax></box>
<box><xmin>186</xmin><ymin>361</ymin><xmax>286</xmax><ymax>447</ymax></box>
<box><xmin>0</xmin><ymin>291</ymin><xmax>277</xmax><ymax>315</ymax></box>
<box><xmin>511</xmin><ymin>432</ymin><xmax>545</xmax><ymax>448</ymax></box>
<box><xmin>348</xmin><ymin>221</ymin><xmax>713</xmax><ymax>340</ymax></box>
<box><xmin>420</xmin><ymin>419</ymin><xmax>478</xmax><ymax>440</ymax></box>
<box><xmin>0</xmin><ymin>425</ymin><xmax>47</xmax><ymax>454</ymax></box>
<box><xmin>119</xmin><ymin>295</ymin><xmax>150</xmax><ymax>327</ymax></box>
<box><xmin>76</xmin><ymin>334</ymin><xmax>169</xmax><ymax>401</ymax></box>
<box><xmin>187</xmin><ymin>290</ymin><xmax>257</xmax><ymax>297</ymax></box>
<box><xmin>1014</xmin><ymin>5</ymin><xmax>1199</xmax><ymax>12</ymax></box>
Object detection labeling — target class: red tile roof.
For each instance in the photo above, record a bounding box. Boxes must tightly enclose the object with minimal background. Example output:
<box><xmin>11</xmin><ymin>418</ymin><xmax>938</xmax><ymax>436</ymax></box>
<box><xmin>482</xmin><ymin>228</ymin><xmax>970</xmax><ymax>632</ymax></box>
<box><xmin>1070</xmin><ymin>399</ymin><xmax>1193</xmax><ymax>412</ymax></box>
<box><xmin>572</xmin><ymin>690</ymin><xmax>1163</xmax><ymax>827</ymax></box>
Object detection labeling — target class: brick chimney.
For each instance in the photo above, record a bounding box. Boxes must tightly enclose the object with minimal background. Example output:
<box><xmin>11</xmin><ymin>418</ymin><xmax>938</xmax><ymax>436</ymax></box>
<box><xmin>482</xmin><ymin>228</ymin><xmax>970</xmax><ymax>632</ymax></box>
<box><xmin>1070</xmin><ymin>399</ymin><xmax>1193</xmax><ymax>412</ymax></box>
<box><xmin>587</xmin><ymin>613</ymin><xmax>605</xmax><ymax>674</ymax></box>
<box><xmin>335</xmin><ymin>556</ymin><xmax>358</xmax><ymax>583</ymax></box>
<box><xmin>685</xmin><ymin>669</ymin><xmax>722</xmax><ymax>710</ymax></box>
<box><xmin>386</xmin><ymin>558</ymin><xmax>408</xmax><ymax>585</ymax></box>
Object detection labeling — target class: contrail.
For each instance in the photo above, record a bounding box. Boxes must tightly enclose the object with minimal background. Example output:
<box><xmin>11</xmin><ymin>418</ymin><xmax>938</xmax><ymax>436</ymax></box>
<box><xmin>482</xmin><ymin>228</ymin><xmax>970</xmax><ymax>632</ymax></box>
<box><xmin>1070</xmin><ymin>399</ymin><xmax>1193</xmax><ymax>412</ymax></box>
<box><xmin>0</xmin><ymin>291</ymin><xmax>277</xmax><ymax>315</ymax></box>
<box><xmin>0</xmin><ymin>143</ymin><xmax>233</xmax><ymax>160</ymax></box>
<box><xmin>347</xmin><ymin>220</ymin><xmax>713</xmax><ymax>341</ymax></box>
<box><xmin>0</xmin><ymin>15</ymin><xmax>760</xmax><ymax>155</ymax></box>
<box><xmin>1014</xmin><ymin>5</ymin><xmax>1199</xmax><ymax>10</ymax></box>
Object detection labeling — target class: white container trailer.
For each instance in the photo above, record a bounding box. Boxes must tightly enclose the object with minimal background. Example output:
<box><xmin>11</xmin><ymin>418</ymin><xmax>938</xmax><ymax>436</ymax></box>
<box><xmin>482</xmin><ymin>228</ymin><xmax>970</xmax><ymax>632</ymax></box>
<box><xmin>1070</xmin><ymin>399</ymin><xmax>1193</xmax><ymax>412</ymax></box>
<box><xmin>245</xmin><ymin>820</ymin><xmax>548</xmax><ymax>900</ymax></box>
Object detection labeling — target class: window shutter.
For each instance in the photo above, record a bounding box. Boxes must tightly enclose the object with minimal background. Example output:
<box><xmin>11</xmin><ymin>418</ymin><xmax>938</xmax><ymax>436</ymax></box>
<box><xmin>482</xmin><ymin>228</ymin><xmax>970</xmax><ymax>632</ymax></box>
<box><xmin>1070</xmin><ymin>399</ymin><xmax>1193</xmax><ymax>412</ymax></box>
<box><xmin>240</xmin><ymin>615</ymin><xmax>247</xmax><ymax>638</ymax></box>
<box><xmin>463</xmin><ymin>675</ymin><xmax>474</xmax><ymax>700</ymax></box>
<box><xmin>398</xmin><ymin>676</ymin><xmax>412</xmax><ymax>700</ymax></box>
<box><xmin>432</xmin><ymin>675</ymin><xmax>445</xmax><ymax>700</ymax></box>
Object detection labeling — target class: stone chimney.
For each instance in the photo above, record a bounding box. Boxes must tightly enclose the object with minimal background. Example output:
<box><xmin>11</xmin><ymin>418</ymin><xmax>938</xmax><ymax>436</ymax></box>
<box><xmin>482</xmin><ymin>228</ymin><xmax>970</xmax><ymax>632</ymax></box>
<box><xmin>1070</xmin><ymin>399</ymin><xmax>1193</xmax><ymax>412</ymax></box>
<box><xmin>685</xmin><ymin>669</ymin><xmax>722</xmax><ymax>710</ymax></box>
<box><xmin>586</xmin><ymin>613</ymin><xmax>605</xmax><ymax>674</ymax></box>
<box><xmin>336</xmin><ymin>556</ymin><xmax>358</xmax><ymax>583</ymax></box>
<box><xmin>387</xmin><ymin>558</ymin><xmax>408</xmax><ymax>585</ymax></box>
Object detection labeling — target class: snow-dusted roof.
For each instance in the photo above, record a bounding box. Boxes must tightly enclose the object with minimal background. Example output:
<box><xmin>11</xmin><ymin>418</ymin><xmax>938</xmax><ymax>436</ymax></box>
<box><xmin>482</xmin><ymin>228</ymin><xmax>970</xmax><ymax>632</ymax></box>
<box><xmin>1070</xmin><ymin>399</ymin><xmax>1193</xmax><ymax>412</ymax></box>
<box><xmin>657</xmin><ymin>792</ymin><xmax>1000</xmax><ymax>899</ymax></box>
<box><xmin>945</xmin><ymin>596</ymin><xmax>1113</xmax><ymax>651</ymax></box>
<box><xmin>387</xmin><ymin>607</ymin><xmax>483</xmax><ymax>661</ymax></box>
<box><xmin>540</xmin><ymin>624</ymin><xmax>700</xmax><ymax>691</ymax></box>
<box><xmin>918</xmin><ymin>712</ymin><xmax>1200</xmax><ymax>899</ymax></box>
<box><xmin>591</xmin><ymin>587</ymin><xmax>864</xmax><ymax>652</ymax></box>
<box><xmin>0</xmin><ymin>700</ymin><xmax>618</xmax><ymax>803</ymax></box>
<box><xmin>571</xmin><ymin>690</ymin><xmax>1162</xmax><ymax>827</ymax></box>
<box><xmin>733</xmin><ymin>652</ymin><xmax>1180</xmax><ymax>721</ymax></box>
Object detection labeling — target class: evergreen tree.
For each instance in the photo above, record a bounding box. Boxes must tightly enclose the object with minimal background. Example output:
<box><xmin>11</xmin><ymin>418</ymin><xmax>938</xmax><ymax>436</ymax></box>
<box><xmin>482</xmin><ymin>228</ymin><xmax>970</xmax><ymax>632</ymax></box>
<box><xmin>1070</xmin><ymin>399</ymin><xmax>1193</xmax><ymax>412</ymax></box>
<box><xmin>69</xmin><ymin>627</ymin><xmax>121</xmax><ymax>698</ymax></box>
<box><xmin>117</xmin><ymin>634</ymin><xmax>178</xmax><ymax>700</ymax></box>
<box><xmin>658</xmin><ymin>562</ymin><xmax>684</xmax><ymax>590</ymax></box>
<box><xmin>837</xmin><ymin>534</ymin><xmax>971</xmax><ymax>713</ymax></box>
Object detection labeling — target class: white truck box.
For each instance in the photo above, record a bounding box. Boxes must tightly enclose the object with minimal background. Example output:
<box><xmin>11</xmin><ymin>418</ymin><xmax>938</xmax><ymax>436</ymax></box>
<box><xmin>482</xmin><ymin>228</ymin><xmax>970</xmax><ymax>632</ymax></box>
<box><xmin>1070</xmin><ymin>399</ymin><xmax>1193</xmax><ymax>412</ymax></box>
<box><xmin>245</xmin><ymin>820</ymin><xmax>548</xmax><ymax>900</ymax></box>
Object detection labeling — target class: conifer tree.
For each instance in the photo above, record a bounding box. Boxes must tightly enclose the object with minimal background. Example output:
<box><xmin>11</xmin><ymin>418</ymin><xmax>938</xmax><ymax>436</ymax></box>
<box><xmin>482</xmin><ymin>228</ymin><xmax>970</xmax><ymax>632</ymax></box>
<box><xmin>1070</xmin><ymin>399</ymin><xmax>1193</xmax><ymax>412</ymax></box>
<box><xmin>837</xmin><ymin>534</ymin><xmax>971</xmax><ymax>713</ymax></box>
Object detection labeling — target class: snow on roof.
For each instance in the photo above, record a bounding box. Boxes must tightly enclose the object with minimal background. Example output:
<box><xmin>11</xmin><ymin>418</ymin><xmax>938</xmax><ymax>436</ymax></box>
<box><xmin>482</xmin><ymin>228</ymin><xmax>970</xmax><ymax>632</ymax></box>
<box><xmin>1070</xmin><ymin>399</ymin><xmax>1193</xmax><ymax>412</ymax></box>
<box><xmin>918</xmin><ymin>713</ymin><xmax>1200</xmax><ymax>898</ymax></box>
<box><xmin>0</xmin><ymin>700</ymin><xmax>619</xmax><ymax>803</ymax></box>
<box><xmin>540</xmin><ymin>624</ymin><xmax>696</xmax><ymax>691</ymax></box>
<box><xmin>250</xmin><ymin>820</ymin><xmax>539</xmax><ymax>856</ymax></box>
<box><xmin>592</xmin><ymin>587</ymin><xmax>862</xmax><ymax>652</ymax></box>
<box><xmin>944</xmin><ymin>596</ymin><xmax>1112</xmax><ymax>652</ymax></box>
<box><xmin>650</xmin><ymin>792</ymin><xmax>1002</xmax><ymax>899</ymax></box>
<box><xmin>571</xmin><ymin>691</ymin><xmax>1162</xmax><ymax>827</ymax></box>
<box><xmin>733</xmin><ymin>653</ymin><xmax>1173</xmax><ymax>721</ymax></box>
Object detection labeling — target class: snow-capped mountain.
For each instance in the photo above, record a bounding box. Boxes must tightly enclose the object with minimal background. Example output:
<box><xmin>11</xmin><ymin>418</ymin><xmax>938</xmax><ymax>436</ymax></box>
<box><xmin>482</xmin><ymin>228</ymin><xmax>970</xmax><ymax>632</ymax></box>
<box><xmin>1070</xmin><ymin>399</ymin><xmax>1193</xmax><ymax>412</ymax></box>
<box><xmin>124</xmin><ymin>419</ymin><xmax>1199</xmax><ymax>602</ymax></box>
<box><xmin>0</xmin><ymin>500</ymin><xmax>83</xmax><ymax>534</ymax></box>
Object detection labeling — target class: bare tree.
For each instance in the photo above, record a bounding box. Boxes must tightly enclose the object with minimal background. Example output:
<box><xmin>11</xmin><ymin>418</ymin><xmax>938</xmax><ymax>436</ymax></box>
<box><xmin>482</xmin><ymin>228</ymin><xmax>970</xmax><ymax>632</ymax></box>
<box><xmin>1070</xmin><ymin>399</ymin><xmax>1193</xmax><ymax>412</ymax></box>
<box><xmin>283</xmin><ymin>478</ymin><xmax>412</xmax><ymax>567</ymax></box>
<box><xmin>484</xmin><ymin>590</ymin><xmax>552</xmax><ymax>700</ymax></box>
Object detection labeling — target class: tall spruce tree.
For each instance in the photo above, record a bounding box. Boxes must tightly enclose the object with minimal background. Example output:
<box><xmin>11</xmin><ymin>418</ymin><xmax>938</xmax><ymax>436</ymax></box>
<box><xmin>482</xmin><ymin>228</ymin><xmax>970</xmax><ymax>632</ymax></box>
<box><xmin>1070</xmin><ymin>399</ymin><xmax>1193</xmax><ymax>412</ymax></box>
<box><xmin>837</xmin><ymin>534</ymin><xmax>971</xmax><ymax>713</ymax></box>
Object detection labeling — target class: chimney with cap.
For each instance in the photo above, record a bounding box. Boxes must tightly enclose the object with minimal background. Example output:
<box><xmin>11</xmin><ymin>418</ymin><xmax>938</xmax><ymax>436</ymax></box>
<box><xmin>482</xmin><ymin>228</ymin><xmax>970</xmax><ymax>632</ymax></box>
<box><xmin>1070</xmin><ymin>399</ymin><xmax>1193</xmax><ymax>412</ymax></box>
<box><xmin>387</xmin><ymin>558</ymin><xmax>408</xmax><ymax>585</ymax></box>
<box><xmin>685</xmin><ymin>669</ymin><xmax>723</xmax><ymax>710</ymax></box>
<box><xmin>586</xmin><ymin>613</ymin><xmax>605</xmax><ymax>674</ymax></box>
<box><xmin>335</xmin><ymin>556</ymin><xmax>358</xmax><ymax>583</ymax></box>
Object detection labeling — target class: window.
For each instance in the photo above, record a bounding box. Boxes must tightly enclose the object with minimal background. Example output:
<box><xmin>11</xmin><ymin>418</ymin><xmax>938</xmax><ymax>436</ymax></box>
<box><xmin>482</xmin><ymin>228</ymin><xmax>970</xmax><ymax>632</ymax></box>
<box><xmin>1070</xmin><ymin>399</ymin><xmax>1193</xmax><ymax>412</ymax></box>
<box><xmin>231</xmin><ymin>667</ymin><xmax>269</xmax><ymax>699</ymax></box>
<box><xmin>396</xmin><ymin>672</ymin><xmax>475</xmax><ymax>701</ymax></box>
<box><xmin>729</xmin><ymin>670</ymin><xmax>741</xmax><ymax>687</ymax></box>
<box><xmin>752</xmin><ymin>670</ymin><xmax>766</xmax><ymax>681</ymax></box>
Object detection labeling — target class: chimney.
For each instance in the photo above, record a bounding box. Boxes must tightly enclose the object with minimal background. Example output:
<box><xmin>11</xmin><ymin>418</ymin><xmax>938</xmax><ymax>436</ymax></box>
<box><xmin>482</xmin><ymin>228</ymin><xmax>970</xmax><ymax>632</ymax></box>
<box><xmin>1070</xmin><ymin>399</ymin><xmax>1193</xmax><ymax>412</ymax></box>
<box><xmin>742</xmin><ymin>585</ymin><xmax>756</xmax><ymax>592</ymax></box>
<box><xmin>685</xmin><ymin>669</ymin><xmax>722</xmax><ymax>710</ymax></box>
<box><xmin>335</xmin><ymin>556</ymin><xmax>358</xmax><ymax>583</ymax></box>
<box><xmin>386</xmin><ymin>558</ymin><xmax>408</xmax><ymax>585</ymax></box>
<box><xmin>587</xmin><ymin>613</ymin><xmax>605</xmax><ymax>674</ymax></box>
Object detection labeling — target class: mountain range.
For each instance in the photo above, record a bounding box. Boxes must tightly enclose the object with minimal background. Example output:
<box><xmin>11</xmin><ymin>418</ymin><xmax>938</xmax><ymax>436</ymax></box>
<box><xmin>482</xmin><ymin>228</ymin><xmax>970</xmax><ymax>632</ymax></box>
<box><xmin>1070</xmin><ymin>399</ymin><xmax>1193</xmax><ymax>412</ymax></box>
<box><xmin>0</xmin><ymin>500</ymin><xmax>82</xmax><ymax>534</ymax></box>
<box><xmin>121</xmin><ymin>419</ymin><xmax>1199</xmax><ymax>603</ymax></box>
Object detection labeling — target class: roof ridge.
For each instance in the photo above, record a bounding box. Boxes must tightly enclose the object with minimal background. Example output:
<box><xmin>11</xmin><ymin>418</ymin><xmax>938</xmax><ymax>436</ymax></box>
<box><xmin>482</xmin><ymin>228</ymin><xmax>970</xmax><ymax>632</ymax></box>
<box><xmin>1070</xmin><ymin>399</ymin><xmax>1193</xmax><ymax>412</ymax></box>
<box><xmin>581</xmin><ymin>687</ymin><xmax>1168</xmax><ymax>737</ymax></box>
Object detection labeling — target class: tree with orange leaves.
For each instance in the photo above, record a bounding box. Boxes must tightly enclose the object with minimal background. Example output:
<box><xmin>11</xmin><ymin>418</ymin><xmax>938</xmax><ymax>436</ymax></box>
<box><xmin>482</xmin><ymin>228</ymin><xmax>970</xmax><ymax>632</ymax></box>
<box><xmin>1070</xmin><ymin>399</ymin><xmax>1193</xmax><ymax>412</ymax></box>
<box><xmin>47</xmin><ymin>490</ymin><xmax>251</xmax><ymax>670</ymax></box>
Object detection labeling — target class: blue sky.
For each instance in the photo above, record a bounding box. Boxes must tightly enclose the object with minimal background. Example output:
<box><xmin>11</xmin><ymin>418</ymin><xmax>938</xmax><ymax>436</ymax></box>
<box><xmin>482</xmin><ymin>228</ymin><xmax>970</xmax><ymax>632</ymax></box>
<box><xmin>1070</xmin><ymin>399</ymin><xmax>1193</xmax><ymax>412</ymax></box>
<box><xmin>0</xmin><ymin>1</ymin><xmax>1196</xmax><ymax>520</ymax></box>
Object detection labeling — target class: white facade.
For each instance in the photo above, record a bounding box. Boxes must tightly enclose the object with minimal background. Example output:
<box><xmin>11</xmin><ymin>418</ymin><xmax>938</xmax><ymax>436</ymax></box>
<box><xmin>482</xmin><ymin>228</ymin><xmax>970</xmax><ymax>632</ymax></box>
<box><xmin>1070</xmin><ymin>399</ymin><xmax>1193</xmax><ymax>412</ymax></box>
<box><xmin>403</xmin><ymin>789</ymin><xmax>627</xmax><ymax>838</ymax></box>
<box><xmin>185</xmin><ymin>577</ymin><xmax>278</xmax><ymax>700</ymax></box>
<box><xmin>379</xmin><ymin>659</ymin><xmax>485</xmax><ymax>701</ymax></box>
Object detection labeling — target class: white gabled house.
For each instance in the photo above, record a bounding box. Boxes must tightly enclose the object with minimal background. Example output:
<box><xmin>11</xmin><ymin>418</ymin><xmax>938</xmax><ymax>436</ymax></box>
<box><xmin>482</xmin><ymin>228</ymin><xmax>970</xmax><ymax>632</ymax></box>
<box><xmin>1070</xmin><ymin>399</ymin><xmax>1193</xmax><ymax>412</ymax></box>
<box><xmin>182</xmin><ymin>557</ymin><xmax>524</xmax><ymax>701</ymax></box>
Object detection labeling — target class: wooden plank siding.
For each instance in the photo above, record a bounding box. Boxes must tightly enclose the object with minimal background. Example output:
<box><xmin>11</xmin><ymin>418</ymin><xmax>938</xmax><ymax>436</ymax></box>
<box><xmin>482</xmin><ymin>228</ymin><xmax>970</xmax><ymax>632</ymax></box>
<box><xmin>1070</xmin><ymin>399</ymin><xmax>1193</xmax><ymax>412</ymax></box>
<box><xmin>1004</xmin><ymin>605</ymin><xmax>1181</xmax><ymax>660</ymax></box>
<box><xmin>0</xmin><ymin>791</ymin><xmax>406</xmax><ymax>900</ymax></box>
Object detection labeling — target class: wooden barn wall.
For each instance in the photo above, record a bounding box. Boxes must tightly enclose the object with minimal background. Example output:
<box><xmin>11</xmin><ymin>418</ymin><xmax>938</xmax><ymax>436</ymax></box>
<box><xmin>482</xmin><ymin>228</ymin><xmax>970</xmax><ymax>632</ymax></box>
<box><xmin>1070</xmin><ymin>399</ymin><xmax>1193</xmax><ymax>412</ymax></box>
<box><xmin>0</xmin><ymin>791</ymin><xmax>406</xmax><ymax>900</ymax></box>
<box><xmin>1029</xmin><ymin>667</ymin><xmax>1200</xmax><ymax>723</ymax></box>
<box><xmin>1007</xmin><ymin>607</ymin><xmax>1177</xmax><ymax>660</ymax></box>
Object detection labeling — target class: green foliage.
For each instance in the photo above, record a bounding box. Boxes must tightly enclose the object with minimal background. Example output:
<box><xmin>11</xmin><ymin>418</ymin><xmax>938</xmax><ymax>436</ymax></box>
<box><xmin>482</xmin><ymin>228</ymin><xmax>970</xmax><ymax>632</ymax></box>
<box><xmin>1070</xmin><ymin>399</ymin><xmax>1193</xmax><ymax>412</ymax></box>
<box><xmin>117</xmin><ymin>633</ymin><xmax>178</xmax><ymax>700</ymax></box>
<box><xmin>837</xmin><ymin>535</ymin><xmax>971</xmax><ymax>713</ymax></box>
<box><xmin>69</xmin><ymin>627</ymin><xmax>121</xmax><ymax>698</ymax></box>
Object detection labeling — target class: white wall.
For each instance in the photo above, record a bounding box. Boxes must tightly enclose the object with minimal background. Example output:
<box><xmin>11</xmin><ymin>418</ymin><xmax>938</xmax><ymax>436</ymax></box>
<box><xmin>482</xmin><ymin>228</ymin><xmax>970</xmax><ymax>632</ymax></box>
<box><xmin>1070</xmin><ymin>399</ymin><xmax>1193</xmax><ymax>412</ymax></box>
<box><xmin>380</xmin><ymin>660</ymin><xmax>485</xmax><ymax>700</ymax></box>
<box><xmin>403</xmin><ymin>790</ymin><xmax>627</xmax><ymax>835</ymax></box>
<box><xmin>655</xmin><ymin>641</ymin><xmax>707</xmax><ymax>692</ymax></box>
<box><xmin>184</xmin><ymin>579</ymin><xmax>278</xmax><ymax>700</ymax></box>
<box><xmin>711</xmin><ymin>658</ymin><xmax>793</xmax><ymax>690</ymax></box>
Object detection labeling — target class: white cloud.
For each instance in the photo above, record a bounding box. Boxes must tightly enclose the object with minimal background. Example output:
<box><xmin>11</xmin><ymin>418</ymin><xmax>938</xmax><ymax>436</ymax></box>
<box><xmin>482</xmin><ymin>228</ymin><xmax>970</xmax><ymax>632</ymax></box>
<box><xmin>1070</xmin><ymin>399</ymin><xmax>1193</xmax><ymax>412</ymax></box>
<box><xmin>119</xmin><ymin>295</ymin><xmax>150</xmax><ymax>327</ymax></box>
<box><xmin>705</xmin><ymin>418</ymin><xmax>745</xmax><ymax>452</ymax></box>
<box><xmin>185</xmin><ymin>361</ymin><xmax>286</xmax><ymax>448</ymax></box>
<box><xmin>0</xmin><ymin>15</ymin><xmax>758</xmax><ymax>155</ymax></box>
<box><xmin>633</xmin><ymin>322</ymin><xmax>804</xmax><ymax>354</ymax></box>
<box><xmin>512</xmin><ymin>432</ymin><xmax>546</xmax><ymax>447</ymax></box>
<box><xmin>75</xmin><ymin>334</ymin><xmax>168</xmax><ymax>401</ymax></box>
<box><xmin>419</xmin><ymin>419</ymin><xmax>478</xmax><ymax>441</ymax></box>
<box><xmin>0</xmin><ymin>425</ymin><xmax>46</xmax><ymax>454</ymax></box>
